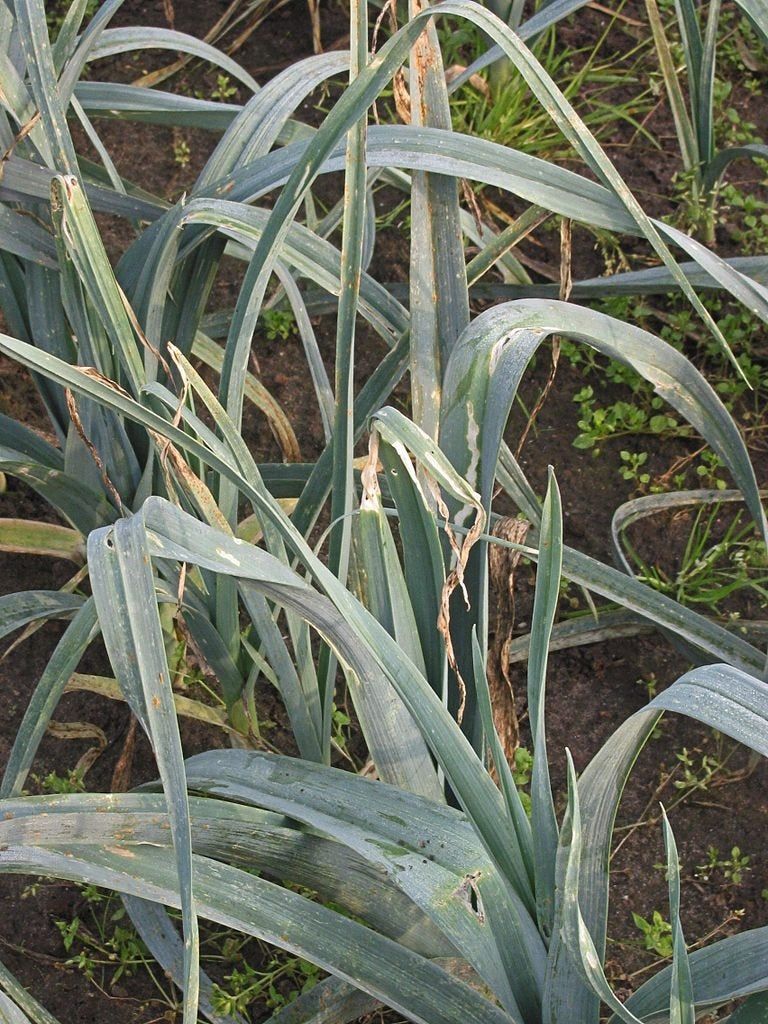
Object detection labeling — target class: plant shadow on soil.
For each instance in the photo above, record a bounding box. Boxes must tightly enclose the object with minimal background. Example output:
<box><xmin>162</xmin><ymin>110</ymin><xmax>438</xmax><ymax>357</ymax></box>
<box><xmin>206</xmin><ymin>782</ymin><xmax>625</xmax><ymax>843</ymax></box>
<box><xmin>0</xmin><ymin>0</ymin><xmax>766</xmax><ymax>1020</ymax></box>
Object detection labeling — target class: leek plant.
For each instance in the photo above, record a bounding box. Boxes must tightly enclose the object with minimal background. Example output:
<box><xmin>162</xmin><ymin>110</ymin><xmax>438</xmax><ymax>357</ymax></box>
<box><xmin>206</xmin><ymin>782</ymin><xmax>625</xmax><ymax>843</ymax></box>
<box><xmin>645</xmin><ymin>0</ymin><xmax>768</xmax><ymax>239</ymax></box>
<box><xmin>0</xmin><ymin>0</ymin><xmax>767</xmax><ymax>1022</ymax></box>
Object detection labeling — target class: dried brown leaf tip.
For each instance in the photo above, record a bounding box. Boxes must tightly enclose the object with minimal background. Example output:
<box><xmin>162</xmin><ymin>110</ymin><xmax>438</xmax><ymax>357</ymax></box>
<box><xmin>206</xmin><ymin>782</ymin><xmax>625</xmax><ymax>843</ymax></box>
<box><xmin>488</xmin><ymin>515</ymin><xmax>530</xmax><ymax>768</ymax></box>
<box><xmin>65</xmin><ymin>386</ymin><xmax>125</xmax><ymax>513</ymax></box>
<box><xmin>361</xmin><ymin>430</ymin><xmax>382</xmax><ymax>511</ymax></box>
<box><xmin>393</xmin><ymin>70</ymin><xmax>412</xmax><ymax>123</ymax></box>
<box><xmin>444</xmin><ymin>65</ymin><xmax>490</xmax><ymax>95</ymax></box>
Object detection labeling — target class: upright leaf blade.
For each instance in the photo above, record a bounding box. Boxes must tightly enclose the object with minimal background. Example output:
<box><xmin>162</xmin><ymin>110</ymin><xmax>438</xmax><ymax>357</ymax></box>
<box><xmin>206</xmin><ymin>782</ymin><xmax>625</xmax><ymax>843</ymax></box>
<box><xmin>527</xmin><ymin>469</ymin><xmax>561</xmax><ymax>940</ymax></box>
<box><xmin>407</xmin><ymin>0</ymin><xmax>469</xmax><ymax>443</ymax></box>
<box><xmin>88</xmin><ymin>518</ymin><xmax>200</xmax><ymax>1024</ymax></box>
<box><xmin>661</xmin><ymin>810</ymin><xmax>695</xmax><ymax>1024</ymax></box>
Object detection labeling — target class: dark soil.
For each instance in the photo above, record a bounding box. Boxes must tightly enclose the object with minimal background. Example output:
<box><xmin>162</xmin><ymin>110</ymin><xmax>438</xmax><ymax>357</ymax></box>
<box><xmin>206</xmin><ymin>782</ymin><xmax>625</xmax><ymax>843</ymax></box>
<box><xmin>0</xmin><ymin>0</ymin><xmax>766</xmax><ymax>1020</ymax></box>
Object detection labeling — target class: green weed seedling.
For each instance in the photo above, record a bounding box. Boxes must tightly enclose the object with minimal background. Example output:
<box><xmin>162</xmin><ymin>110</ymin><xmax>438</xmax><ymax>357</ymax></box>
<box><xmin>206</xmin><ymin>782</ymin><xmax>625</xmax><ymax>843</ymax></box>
<box><xmin>674</xmin><ymin>746</ymin><xmax>727</xmax><ymax>795</ymax></box>
<box><xmin>262</xmin><ymin>308</ymin><xmax>299</xmax><ymax>341</ymax></box>
<box><xmin>631</xmin><ymin>910</ymin><xmax>674</xmax><ymax>959</ymax></box>
<box><xmin>211</xmin><ymin>954</ymin><xmax>321</xmax><ymax>1016</ymax></box>
<box><xmin>330</xmin><ymin>701</ymin><xmax>357</xmax><ymax>767</ymax></box>
<box><xmin>618</xmin><ymin>450</ymin><xmax>651</xmax><ymax>491</ymax></box>
<box><xmin>173</xmin><ymin>137</ymin><xmax>191</xmax><ymax>168</ymax></box>
<box><xmin>694</xmin><ymin>451</ymin><xmax>729</xmax><ymax>491</ymax></box>
<box><xmin>55</xmin><ymin>888</ymin><xmax>161</xmax><ymax>991</ymax></box>
<box><xmin>512</xmin><ymin>746</ymin><xmax>534</xmax><ymax>815</ymax></box>
<box><xmin>696</xmin><ymin>846</ymin><xmax>752</xmax><ymax>887</ymax></box>
<box><xmin>35</xmin><ymin>770</ymin><xmax>85</xmax><ymax>795</ymax></box>
<box><xmin>211</xmin><ymin>74</ymin><xmax>238</xmax><ymax>101</ymax></box>
<box><xmin>637</xmin><ymin>673</ymin><xmax>659</xmax><ymax>700</ymax></box>
<box><xmin>573</xmin><ymin>386</ymin><xmax>686</xmax><ymax>453</ymax></box>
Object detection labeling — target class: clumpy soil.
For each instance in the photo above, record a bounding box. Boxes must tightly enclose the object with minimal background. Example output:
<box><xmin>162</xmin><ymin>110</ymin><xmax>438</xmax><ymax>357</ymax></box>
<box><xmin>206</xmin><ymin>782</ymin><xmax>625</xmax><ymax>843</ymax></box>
<box><xmin>0</xmin><ymin>0</ymin><xmax>766</xmax><ymax>1020</ymax></box>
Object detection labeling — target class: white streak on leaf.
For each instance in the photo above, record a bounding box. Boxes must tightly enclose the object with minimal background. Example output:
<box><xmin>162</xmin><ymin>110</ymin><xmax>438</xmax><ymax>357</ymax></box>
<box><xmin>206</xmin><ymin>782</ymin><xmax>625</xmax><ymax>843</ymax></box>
<box><xmin>215</xmin><ymin>548</ymin><xmax>240</xmax><ymax>566</ymax></box>
<box><xmin>455</xmin><ymin>401</ymin><xmax>481</xmax><ymax>531</ymax></box>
